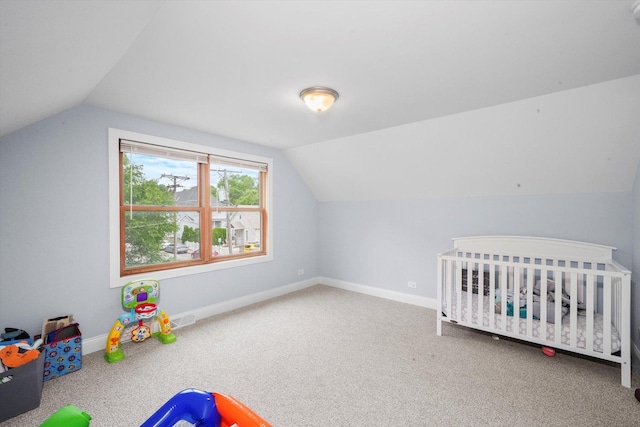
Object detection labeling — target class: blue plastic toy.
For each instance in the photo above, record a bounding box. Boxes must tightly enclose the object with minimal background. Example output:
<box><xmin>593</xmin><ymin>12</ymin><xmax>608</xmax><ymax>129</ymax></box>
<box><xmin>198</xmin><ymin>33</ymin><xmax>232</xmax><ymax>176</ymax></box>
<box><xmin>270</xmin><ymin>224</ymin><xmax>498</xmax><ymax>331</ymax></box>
<box><xmin>141</xmin><ymin>388</ymin><xmax>271</xmax><ymax>427</ymax></box>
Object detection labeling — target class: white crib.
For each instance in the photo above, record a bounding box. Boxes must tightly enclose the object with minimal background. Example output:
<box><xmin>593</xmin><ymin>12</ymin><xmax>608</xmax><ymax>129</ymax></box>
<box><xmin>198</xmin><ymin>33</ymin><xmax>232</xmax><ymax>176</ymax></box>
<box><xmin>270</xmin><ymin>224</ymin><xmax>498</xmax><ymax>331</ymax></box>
<box><xmin>436</xmin><ymin>236</ymin><xmax>631</xmax><ymax>388</ymax></box>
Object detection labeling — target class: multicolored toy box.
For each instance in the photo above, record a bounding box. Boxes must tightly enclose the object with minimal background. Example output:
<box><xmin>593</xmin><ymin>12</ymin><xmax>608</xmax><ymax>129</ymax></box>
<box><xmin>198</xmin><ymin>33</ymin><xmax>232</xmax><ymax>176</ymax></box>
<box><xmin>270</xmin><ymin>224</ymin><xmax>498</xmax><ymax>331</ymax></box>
<box><xmin>43</xmin><ymin>323</ymin><xmax>82</xmax><ymax>381</ymax></box>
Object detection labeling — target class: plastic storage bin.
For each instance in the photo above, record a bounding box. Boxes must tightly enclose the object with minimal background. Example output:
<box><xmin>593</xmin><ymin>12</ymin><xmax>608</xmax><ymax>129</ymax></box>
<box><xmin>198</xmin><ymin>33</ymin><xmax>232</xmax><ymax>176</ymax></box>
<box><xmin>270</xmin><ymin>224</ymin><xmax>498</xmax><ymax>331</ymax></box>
<box><xmin>0</xmin><ymin>350</ymin><xmax>45</xmax><ymax>422</ymax></box>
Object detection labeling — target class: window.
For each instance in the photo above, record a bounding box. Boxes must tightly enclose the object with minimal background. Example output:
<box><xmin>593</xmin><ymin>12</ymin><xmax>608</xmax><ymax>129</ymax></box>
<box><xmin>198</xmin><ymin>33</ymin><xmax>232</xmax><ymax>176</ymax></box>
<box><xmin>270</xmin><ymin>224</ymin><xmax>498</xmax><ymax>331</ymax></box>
<box><xmin>109</xmin><ymin>129</ymin><xmax>272</xmax><ymax>288</ymax></box>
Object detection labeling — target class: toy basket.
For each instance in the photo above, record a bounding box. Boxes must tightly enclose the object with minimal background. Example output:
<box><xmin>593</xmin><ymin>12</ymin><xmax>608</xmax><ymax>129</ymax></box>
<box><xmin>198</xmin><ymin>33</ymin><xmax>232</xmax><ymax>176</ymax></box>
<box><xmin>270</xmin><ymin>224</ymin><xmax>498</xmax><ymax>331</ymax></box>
<box><xmin>43</xmin><ymin>323</ymin><xmax>82</xmax><ymax>381</ymax></box>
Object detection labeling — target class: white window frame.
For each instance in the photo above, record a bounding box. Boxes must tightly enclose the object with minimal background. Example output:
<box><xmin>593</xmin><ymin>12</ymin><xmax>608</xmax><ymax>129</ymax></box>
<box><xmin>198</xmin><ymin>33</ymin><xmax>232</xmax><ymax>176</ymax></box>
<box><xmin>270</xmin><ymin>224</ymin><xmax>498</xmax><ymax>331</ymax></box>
<box><xmin>108</xmin><ymin>128</ymin><xmax>273</xmax><ymax>288</ymax></box>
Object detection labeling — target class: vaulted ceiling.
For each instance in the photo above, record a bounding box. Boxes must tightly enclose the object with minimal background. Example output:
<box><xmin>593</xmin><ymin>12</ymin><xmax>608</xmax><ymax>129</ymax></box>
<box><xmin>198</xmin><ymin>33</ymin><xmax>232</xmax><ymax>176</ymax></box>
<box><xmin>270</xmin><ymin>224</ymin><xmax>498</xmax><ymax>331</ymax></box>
<box><xmin>2</xmin><ymin>1</ymin><xmax>640</xmax><ymax>200</ymax></box>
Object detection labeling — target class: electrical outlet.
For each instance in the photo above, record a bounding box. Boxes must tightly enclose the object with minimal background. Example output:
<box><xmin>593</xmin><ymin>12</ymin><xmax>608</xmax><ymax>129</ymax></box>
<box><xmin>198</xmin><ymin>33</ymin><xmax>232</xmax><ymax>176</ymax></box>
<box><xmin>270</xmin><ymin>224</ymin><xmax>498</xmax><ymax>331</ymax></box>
<box><xmin>298</xmin><ymin>269</ymin><xmax>304</xmax><ymax>275</ymax></box>
<box><xmin>408</xmin><ymin>281</ymin><xmax>417</xmax><ymax>288</ymax></box>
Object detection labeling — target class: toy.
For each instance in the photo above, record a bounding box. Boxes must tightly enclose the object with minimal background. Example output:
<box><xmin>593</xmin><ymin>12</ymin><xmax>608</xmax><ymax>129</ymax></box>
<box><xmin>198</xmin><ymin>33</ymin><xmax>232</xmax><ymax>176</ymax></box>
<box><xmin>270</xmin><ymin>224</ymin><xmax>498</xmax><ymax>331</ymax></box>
<box><xmin>38</xmin><ymin>389</ymin><xmax>269</xmax><ymax>427</ymax></box>
<box><xmin>0</xmin><ymin>344</ymin><xmax>40</xmax><ymax>368</ymax></box>
<box><xmin>104</xmin><ymin>279</ymin><xmax>176</xmax><ymax>363</ymax></box>
<box><xmin>542</xmin><ymin>346</ymin><xmax>556</xmax><ymax>357</ymax></box>
<box><xmin>40</xmin><ymin>405</ymin><xmax>91</xmax><ymax>427</ymax></box>
<box><xmin>141</xmin><ymin>388</ymin><xmax>271</xmax><ymax>427</ymax></box>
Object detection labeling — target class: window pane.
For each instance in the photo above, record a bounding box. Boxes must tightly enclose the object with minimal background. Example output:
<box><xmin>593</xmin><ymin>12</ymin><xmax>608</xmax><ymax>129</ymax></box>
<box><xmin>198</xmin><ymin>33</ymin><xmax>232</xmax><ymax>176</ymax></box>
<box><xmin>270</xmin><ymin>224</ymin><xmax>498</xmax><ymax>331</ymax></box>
<box><xmin>123</xmin><ymin>152</ymin><xmax>198</xmax><ymax>206</ymax></box>
<box><xmin>211</xmin><ymin>211</ymin><xmax>261</xmax><ymax>256</ymax></box>
<box><xmin>210</xmin><ymin>165</ymin><xmax>260</xmax><ymax>207</ymax></box>
<box><xmin>113</xmin><ymin>130</ymin><xmax>272</xmax><ymax>283</ymax></box>
<box><xmin>124</xmin><ymin>210</ymin><xmax>200</xmax><ymax>268</ymax></box>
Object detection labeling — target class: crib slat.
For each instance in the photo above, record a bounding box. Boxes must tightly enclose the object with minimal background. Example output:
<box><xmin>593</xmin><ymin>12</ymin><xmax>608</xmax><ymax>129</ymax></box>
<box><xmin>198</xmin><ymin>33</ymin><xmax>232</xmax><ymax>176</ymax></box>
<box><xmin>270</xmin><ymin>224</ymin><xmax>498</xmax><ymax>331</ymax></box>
<box><xmin>500</xmin><ymin>265</ymin><xmax>508</xmax><ymax>332</ymax></box>
<box><xmin>554</xmin><ymin>269</ymin><xmax>562</xmax><ymax>345</ymax></box>
<box><xmin>569</xmin><ymin>272</ymin><xmax>578</xmax><ymax>347</ymax></box>
<box><xmin>577</xmin><ymin>266</ymin><xmax>586</xmax><ymax>305</ymax></box>
<box><xmin>446</xmin><ymin>257</ymin><xmax>453</xmax><ymax>321</ymax></box>
<box><xmin>456</xmin><ymin>262</ymin><xmax>463</xmax><ymax>322</ymax></box>
<box><xmin>477</xmin><ymin>262</ymin><xmax>484</xmax><ymax>327</ymax></box>
<box><xmin>586</xmin><ymin>274</ymin><xmax>595</xmax><ymax>352</ymax></box>
<box><xmin>526</xmin><ymin>266</ymin><xmax>533</xmax><ymax>338</ymax></box>
<box><xmin>612</xmin><ymin>277</ymin><xmax>620</xmax><ymax>341</ymax></box>
<box><xmin>467</xmin><ymin>261</ymin><xmax>474</xmax><ymax>324</ymax></box>
<box><xmin>514</xmin><ymin>266</ymin><xmax>521</xmax><ymax>335</ymax></box>
<box><xmin>603</xmin><ymin>275</ymin><xmax>612</xmax><ymax>356</ymax></box>
<box><xmin>437</xmin><ymin>256</ymin><xmax>443</xmax><ymax>335</ymax></box>
<box><xmin>489</xmin><ymin>263</ymin><xmax>496</xmax><ymax>329</ymax></box>
<box><xmin>540</xmin><ymin>269</ymin><xmax>548</xmax><ymax>340</ymax></box>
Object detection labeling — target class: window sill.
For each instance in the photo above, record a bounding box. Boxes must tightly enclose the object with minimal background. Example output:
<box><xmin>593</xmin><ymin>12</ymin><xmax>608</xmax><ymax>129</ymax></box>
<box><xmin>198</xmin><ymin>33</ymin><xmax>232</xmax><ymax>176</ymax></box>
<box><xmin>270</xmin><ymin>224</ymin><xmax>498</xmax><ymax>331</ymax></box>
<box><xmin>111</xmin><ymin>252</ymin><xmax>273</xmax><ymax>288</ymax></box>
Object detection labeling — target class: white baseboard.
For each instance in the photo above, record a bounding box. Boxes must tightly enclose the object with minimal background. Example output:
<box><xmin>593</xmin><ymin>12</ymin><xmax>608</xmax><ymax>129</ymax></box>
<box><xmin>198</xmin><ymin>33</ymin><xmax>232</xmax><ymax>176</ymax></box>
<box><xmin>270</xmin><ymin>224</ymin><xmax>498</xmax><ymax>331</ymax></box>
<box><xmin>83</xmin><ymin>277</ymin><xmax>318</xmax><ymax>355</ymax></box>
<box><xmin>319</xmin><ymin>276</ymin><xmax>437</xmax><ymax>309</ymax></box>
<box><xmin>85</xmin><ymin>275</ymin><xmax>640</xmax><ymax>379</ymax></box>
<box><xmin>84</xmin><ymin>277</ymin><xmax>435</xmax><ymax>356</ymax></box>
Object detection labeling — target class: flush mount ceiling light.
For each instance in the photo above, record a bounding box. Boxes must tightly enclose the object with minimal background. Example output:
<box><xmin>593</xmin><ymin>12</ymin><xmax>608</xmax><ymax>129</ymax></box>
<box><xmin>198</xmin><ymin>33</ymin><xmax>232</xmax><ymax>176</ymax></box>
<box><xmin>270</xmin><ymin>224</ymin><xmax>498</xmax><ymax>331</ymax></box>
<box><xmin>299</xmin><ymin>86</ymin><xmax>339</xmax><ymax>112</ymax></box>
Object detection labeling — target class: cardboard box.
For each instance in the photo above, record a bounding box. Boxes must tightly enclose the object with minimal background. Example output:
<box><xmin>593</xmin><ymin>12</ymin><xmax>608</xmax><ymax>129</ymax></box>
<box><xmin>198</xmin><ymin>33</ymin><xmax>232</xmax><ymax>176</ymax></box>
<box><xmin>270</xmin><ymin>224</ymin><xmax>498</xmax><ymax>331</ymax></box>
<box><xmin>41</xmin><ymin>314</ymin><xmax>74</xmax><ymax>343</ymax></box>
<box><xmin>0</xmin><ymin>351</ymin><xmax>45</xmax><ymax>422</ymax></box>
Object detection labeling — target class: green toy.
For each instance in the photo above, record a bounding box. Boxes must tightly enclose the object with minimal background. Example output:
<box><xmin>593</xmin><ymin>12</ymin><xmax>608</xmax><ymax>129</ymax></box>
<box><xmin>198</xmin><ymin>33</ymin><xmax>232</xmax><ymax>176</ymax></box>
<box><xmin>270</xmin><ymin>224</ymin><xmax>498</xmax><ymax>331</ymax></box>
<box><xmin>40</xmin><ymin>405</ymin><xmax>91</xmax><ymax>427</ymax></box>
<box><xmin>105</xmin><ymin>279</ymin><xmax>176</xmax><ymax>363</ymax></box>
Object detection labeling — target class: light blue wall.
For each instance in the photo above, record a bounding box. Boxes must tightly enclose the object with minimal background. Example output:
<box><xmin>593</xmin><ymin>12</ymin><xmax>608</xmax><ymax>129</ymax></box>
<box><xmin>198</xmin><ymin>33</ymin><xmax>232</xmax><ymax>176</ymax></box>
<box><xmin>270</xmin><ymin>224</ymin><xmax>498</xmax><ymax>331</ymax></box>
<box><xmin>0</xmin><ymin>105</ymin><xmax>319</xmax><ymax>340</ymax></box>
<box><xmin>0</xmin><ymin>103</ymin><xmax>637</xmax><ymax>362</ymax></box>
<box><xmin>319</xmin><ymin>189</ymin><xmax>637</xmax><ymax>368</ymax></box>
<box><xmin>319</xmin><ymin>193</ymin><xmax>633</xmax><ymax>295</ymax></box>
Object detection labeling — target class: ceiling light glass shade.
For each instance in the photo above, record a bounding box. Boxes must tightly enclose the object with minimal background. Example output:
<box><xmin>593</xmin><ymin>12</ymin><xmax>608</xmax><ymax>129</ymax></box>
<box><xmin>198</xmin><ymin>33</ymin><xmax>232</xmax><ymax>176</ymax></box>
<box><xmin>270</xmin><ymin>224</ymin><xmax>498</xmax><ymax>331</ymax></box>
<box><xmin>299</xmin><ymin>87</ymin><xmax>339</xmax><ymax>112</ymax></box>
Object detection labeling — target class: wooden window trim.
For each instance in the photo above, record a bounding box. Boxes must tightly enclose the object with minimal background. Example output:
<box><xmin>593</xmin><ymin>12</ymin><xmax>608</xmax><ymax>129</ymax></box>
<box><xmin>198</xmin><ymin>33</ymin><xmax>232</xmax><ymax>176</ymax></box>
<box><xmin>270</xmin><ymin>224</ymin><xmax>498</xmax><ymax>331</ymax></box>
<box><xmin>118</xmin><ymin>137</ymin><xmax>269</xmax><ymax>277</ymax></box>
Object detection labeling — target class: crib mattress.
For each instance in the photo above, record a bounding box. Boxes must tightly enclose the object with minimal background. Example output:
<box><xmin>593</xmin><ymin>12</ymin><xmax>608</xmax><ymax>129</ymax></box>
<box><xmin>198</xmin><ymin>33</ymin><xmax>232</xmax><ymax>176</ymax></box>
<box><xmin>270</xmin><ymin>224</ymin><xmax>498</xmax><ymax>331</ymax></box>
<box><xmin>445</xmin><ymin>291</ymin><xmax>621</xmax><ymax>354</ymax></box>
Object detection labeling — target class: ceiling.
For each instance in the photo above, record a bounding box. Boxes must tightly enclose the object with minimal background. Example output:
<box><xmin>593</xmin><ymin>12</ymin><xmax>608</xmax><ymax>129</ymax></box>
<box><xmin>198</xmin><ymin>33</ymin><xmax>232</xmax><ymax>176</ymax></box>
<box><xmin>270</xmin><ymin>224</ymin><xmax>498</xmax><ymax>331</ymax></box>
<box><xmin>2</xmin><ymin>0</ymin><xmax>640</xmax><ymax>200</ymax></box>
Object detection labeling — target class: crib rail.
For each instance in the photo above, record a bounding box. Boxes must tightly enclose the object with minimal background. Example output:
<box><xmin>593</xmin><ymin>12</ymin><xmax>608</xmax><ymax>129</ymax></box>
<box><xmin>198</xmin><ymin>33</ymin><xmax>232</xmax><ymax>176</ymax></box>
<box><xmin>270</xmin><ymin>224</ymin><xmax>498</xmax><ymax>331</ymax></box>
<box><xmin>436</xmin><ymin>243</ymin><xmax>631</xmax><ymax>388</ymax></box>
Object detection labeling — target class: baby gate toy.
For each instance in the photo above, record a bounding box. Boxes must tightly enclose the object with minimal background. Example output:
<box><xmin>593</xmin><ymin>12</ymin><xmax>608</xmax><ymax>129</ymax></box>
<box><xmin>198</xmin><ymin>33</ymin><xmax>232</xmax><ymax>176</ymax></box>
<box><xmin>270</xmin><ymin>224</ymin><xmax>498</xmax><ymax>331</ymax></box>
<box><xmin>104</xmin><ymin>279</ymin><xmax>176</xmax><ymax>363</ymax></box>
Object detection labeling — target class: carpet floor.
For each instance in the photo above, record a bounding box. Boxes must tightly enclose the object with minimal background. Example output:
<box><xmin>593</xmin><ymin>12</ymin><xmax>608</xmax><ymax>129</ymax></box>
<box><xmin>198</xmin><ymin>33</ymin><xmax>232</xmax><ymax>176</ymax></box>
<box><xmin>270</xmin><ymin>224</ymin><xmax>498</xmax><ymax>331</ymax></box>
<box><xmin>3</xmin><ymin>285</ymin><xmax>639</xmax><ymax>426</ymax></box>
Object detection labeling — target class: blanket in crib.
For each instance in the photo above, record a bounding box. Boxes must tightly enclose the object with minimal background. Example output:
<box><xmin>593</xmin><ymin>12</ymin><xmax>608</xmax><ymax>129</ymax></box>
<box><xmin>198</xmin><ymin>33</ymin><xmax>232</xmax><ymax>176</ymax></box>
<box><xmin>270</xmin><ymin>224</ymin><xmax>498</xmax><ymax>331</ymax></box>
<box><xmin>445</xmin><ymin>291</ymin><xmax>621</xmax><ymax>354</ymax></box>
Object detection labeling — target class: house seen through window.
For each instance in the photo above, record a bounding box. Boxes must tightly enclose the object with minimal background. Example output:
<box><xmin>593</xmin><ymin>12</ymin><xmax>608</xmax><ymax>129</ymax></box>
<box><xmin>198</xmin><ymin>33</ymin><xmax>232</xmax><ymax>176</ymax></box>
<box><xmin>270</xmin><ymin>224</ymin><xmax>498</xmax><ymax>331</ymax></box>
<box><xmin>118</xmin><ymin>138</ymin><xmax>269</xmax><ymax>277</ymax></box>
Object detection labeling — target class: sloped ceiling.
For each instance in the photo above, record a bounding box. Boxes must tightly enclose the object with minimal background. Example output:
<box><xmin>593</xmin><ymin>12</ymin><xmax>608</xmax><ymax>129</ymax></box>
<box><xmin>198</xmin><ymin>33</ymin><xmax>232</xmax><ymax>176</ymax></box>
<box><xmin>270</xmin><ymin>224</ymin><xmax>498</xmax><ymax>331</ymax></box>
<box><xmin>1</xmin><ymin>0</ymin><xmax>640</xmax><ymax>201</ymax></box>
<box><xmin>0</xmin><ymin>0</ymin><xmax>164</xmax><ymax>137</ymax></box>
